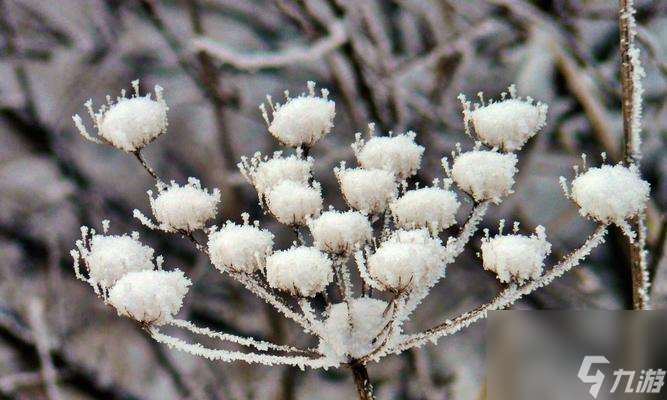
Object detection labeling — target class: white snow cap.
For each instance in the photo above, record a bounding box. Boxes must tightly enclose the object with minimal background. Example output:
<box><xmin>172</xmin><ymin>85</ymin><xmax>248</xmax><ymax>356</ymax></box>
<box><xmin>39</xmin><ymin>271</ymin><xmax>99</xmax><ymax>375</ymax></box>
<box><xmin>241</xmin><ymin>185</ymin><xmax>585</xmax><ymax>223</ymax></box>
<box><xmin>208</xmin><ymin>220</ymin><xmax>274</xmax><ymax>273</ymax></box>
<box><xmin>450</xmin><ymin>150</ymin><xmax>517</xmax><ymax>203</ymax></box>
<box><xmin>73</xmin><ymin>80</ymin><xmax>168</xmax><ymax>152</ymax></box>
<box><xmin>570</xmin><ymin>164</ymin><xmax>650</xmax><ymax>225</ymax></box>
<box><xmin>83</xmin><ymin>234</ymin><xmax>155</xmax><ymax>289</ymax></box>
<box><xmin>149</xmin><ymin>178</ymin><xmax>220</xmax><ymax>232</ymax></box>
<box><xmin>265</xmin><ymin>246</ymin><xmax>333</xmax><ymax>297</ymax></box>
<box><xmin>266</xmin><ymin>180</ymin><xmax>323</xmax><ymax>225</ymax></box>
<box><xmin>308</xmin><ymin>210</ymin><xmax>372</xmax><ymax>255</ymax></box>
<box><xmin>319</xmin><ymin>298</ymin><xmax>396</xmax><ymax>360</ymax></box>
<box><xmin>108</xmin><ymin>269</ymin><xmax>191</xmax><ymax>325</ymax></box>
<box><xmin>354</xmin><ymin>128</ymin><xmax>424</xmax><ymax>179</ymax></box>
<box><xmin>335</xmin><ymin>165</ymin><xmax>397</xmax><ymax>214</ymax></box>
<box><xmin>261</xmin><ymin>81</ymin><xmax>335</xmax><ymax>147</ymax></box>
<box><xmin>238</xmin><ymin>151</ymin><xmax>312</xmax><ymax>198</ymax></box>
<box><xmin>391</xmin><ymin>186</ymin><xmax>459</xmax><ymax>234</ymax></box>
<box><xmin>460</xmin><ymin>85</ymin><xmax>548</xmax><ymax>151</ymax></box>
<box><xmin>366</xmin><ymin>229</ymin><xmax>444</xmax><ymax>291</ymax></box>
<box><xmin>481</xmin><ymin>226</ymin><xmax>551</xmax><ymax>283</ymax></box>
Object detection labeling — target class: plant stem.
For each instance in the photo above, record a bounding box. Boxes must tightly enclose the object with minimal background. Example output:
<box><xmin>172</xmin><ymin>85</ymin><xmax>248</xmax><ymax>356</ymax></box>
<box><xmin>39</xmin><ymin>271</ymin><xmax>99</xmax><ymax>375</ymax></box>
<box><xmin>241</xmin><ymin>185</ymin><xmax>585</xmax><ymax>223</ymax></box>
<box><xmin>619</xmin><ymin>0</ymin><xmax>650</xmax><ymax>309</ymax></box>
<box><xmin>350</xmin><ymin>362</ymin><xmax>375</xmax><ymax>400</ymax></box>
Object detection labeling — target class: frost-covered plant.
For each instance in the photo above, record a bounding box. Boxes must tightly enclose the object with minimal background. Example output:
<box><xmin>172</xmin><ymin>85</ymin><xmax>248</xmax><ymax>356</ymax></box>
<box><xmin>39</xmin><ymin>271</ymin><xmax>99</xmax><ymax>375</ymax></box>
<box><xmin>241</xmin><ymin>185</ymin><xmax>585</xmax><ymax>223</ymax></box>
<box><xmin>70</xmin><ymin>80</ymin><xmax>650</xmax><ymax>399</ymax></box>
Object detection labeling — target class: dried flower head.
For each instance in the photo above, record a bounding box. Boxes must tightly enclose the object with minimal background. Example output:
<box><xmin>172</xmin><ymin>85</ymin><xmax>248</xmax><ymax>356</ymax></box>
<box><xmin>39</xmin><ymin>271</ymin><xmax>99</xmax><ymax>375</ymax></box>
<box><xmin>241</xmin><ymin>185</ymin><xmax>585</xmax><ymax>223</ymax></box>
<box><xmin>390</xmin><ymin>186</ymin><xmax>459</xmax><ymax>234</ymax></box>
<box><xmin>208</xmin><ymin>219</ymin><xmax>275</xmax><ymax>274</ymax></box>
<box><xmin>335</xmin><ymin>165</ymin><xmax>397</xmax><ymax>214</ymax></box>
<box><xmin>366</xmin><ymin>229</ymin><xmax>444</xmax><ymax>291</ymax></box>
<box><xmin>459</xmin><ymin>85</ymin><xmax>547</xmax><ymax>151</ymax></box>
<box><xmin>265</xmin><ymin>246</ymin><xmax>333</xmax><ymax>297</ymax></box>
<box><xmin>73</xmin><ymin>80</ymin><xmax>168</xmax><ymax>152</ymax></box>
<box><xmin>266</xmin><ymin>180</ymin><xmax>323</xmax><ymax>225</ymax></box>
<box><xmin>308</xmin><ymin>210</ymin><xmax>373</xmax><ymax>255</ymax></box>
<box><xmin>108</xmin><ymin>269</ymin><xmax>191</xmax><ymax>325</ymax></box>
<box><xmin>353</xmin><ymin>126</ymin><xmax>424</xmax><ymax>179</ymax></box>
<box><xmin>238</xmin><ymin>151</ymin><xmax>313</xmax><ymax>199</ymax></box>
<box><xmin>140</xmin><ymin>178</ymin><xmax>220</xmax><ymax>232</ymax></box>
<box><xmin>569</xmin><ymin>164</ymin><xmax>649</xmax><ymax>226</ymax></box>
<box><xmin>481</xmin><ymin>225</ymin><xmax>551</xmax><ymax>283</ymax></box>
<box><xmin>450</xmin><ymin>150</ymin><xmax>517</xmax><ymax>203</ymax></box>
<box><xmin>260</xmin><ymin>81</ymin><xmax>335</xmax><ymax>147</ymax></box>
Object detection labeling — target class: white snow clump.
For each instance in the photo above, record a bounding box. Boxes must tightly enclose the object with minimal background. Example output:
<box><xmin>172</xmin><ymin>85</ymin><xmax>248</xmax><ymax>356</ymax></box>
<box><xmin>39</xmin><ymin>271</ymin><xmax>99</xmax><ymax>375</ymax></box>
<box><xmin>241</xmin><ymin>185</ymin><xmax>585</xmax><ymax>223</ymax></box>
<box><xmin>481</xmin><ymin>226</ymin><xmax>552</xmax><ymax>283</ymax></box>
<box><xmin>238</xmin><ymin>152</ymin><xmax>313</xmax><ymax>198</ymax></box>
<box><xmin>390</xmin><ymin>186</ymin><xmax>459</xmax><ymax>233</ymax></box>
<box><xmin>265</xmin><ymin>247</ymin><xmax>333</xmax><ymax>297</ymax></box>
<box><xmin>266</xmin><ymin>180</ymin><xmax>323</xmax><ymax>225</ymax></box>
<box><xmin>460</xmin><ymin>85</ymin><xmax>548</xmax><ymax>151</ymax></box>
<box><xmin>308</xmin><ymin>210</ymin><xmax>373</xmax><ymax>255</ymax></box>
<box><xmin>335</xmin><ymin>165</ymin><xmax>397</xmax><ymax>214</ymax></box>
<box><xmin>450</xmin><ymin>150</ymin><xmax>517</xmax><ymax>203</ymax></box>
<box><xmin>208</xmin><ymin>220</ymin><xmax>275</xmax><ymax>273</ymax></box>
<box><xmin>261</xmin><ymin>81</ymin><xmax>335</xmax><ymax>147</ymax></box>
<box><xmin>108</xmin><ymin>269</ymin><xmax>191</xmax><ymax>325</ymax></box>
<box><xmin>353</xmin><ymin>128</ymin><xmax>424</xmax><ymax>179</ymax></box>
<box><xmin>82</xmin><ymin>233</ymin><xmax>155</xmax><ymax>289</ymax></box>
<box><xmin>73</xmin><ymin>80</ymin><xmax>168</xmax><ymax>152</ymax></box>
<box><xmin>147</xmin><ymin>178</ymin><xmax>220</xmax><ymax>232</ymax></box>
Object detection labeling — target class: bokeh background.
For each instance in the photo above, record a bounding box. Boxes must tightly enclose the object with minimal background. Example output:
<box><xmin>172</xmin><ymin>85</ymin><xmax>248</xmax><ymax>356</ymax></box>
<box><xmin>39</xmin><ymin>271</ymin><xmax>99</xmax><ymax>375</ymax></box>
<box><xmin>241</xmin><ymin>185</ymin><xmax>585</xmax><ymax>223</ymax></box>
<box><xmin>0</xmin><ymin>0</ymin><xmax>666</xmax><ymax>399</ymax></box>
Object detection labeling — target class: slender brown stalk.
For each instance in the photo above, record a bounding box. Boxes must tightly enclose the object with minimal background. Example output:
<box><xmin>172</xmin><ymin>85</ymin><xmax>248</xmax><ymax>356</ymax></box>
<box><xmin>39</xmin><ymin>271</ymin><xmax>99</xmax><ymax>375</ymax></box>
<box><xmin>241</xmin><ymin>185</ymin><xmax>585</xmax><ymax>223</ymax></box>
<box><xmin>350</xmin><ymin>362</ymin><xmax>375</xmax><ymax>400</ymax></box>
<box><xmin>619</xmin><ymin>0</ymin><xmax>650</xmax><ymax>309</ymax></box>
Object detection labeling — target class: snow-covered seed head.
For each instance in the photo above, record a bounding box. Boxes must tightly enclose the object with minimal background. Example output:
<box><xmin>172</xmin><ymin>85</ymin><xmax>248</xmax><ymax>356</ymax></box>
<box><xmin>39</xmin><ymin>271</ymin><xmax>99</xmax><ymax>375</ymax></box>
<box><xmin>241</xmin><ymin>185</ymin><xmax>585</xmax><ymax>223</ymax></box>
<box><xmin>82</xmin><ymin>233</ymin><xmax>155</xmax><ymax>289</ymax></box>
<box><xmin>261</xmin><ymin>81</ymin><xmax>335</xmax><ymax>147</ymax></box>
<box><xmin>353</xmin><ymin>130</ymin><xmax>425</xmax><ymax>179</ymax></box>
<box><xmin>390</xmin><ymin>187</ymin><xmax>459</xmax><ymax>234</ymax></box>
<box><xmin>481</xmin><ymin>226</ymin><xmax>551</xmax><ymax>283</ymax></box>
<box><xmin>570</xmin><ymin>164</ymin><xmax>650</xmax><ymax>226</ymax></box>
<box><xmin>238</xmin><ymin>152</ymin><xmax>313</xmax><ymax>199</ymax></box>
<box><xmin>107</xmin><ymin>269</ymin><xmax>191</xmax><ymax>325</ymax></box>
<box><xmin>366</xmin><ymin>229</ymin><xmax>444</xmax><ymax>291</ymax></box>
<box><xmin>308</xmin><ymin>210</ymin><xmax>373</xmax><ymax>255</ymax></box>
<box><xmin>149</xmin><ymin>178</ymin><xmax>221</xmax><ymax>232</ymax></box>
<box><xmin>265</xmin><ymin>246</ymin><xmax>333</xmax><ymax>297</ymax></box>
<box><xmin>72</xmin><ymin>80</ymin><xmax>168</xmax><ymax>152</ymax></box>
<box><xmin>450</xmin><ymin>150</ymin><xmax>518</xmax><ymax>203</ymax></box>
<box><xmin>460</xmin><ymin>85</ymin><xmax>548</xmax><ymax>151</ymax></box>
<box><xmin>319</xmin><ymin>297</ymin><xmax>396</xmax><ymax>360</ymax></box>
<box><xmin>335</xmin><ymin>166</ymin><xmax>397</xmax><ymax>214</ymax></box>
<box><xmin>266</xmin><ymin>180</ymin><xmax>323</xmax><ymax>225</ymax></box>
<box><xmin>207</xmin><ymin>221</ymin><xmax>275</xmax><ymax>274</ymax></box>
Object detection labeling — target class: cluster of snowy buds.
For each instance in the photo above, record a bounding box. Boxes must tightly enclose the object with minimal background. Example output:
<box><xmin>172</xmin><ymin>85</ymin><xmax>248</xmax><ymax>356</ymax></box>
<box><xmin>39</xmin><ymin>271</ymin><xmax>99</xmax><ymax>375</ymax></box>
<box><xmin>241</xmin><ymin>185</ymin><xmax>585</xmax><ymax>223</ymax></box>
<box><xmin>70</xmin><ymin>79</ymin><xmax>650</xmax><ymax>371</ymax></box>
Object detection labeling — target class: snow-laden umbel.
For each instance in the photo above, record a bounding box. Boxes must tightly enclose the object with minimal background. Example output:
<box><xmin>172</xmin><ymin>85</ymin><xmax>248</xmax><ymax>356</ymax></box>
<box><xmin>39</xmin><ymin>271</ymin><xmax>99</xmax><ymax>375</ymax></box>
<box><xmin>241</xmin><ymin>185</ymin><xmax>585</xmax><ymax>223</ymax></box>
<box><xmin>481</xmin><ymin>226</ymin><xmax>551</xmax><ymax>283</ymax></box>
<box><xmin>81</xmin><ymin>234</ymin><xmax>155</xmax><ymax>289</ymax></box>
<box><xmin>73</xmin><ymin>80</ymin><xmax>168</xmax><ymax>152</ymax></box>
<box><xmin>208</xmin><ymin>219</ymin><xmax>274</xmax><ymax>273</ymax></box>
<box><xmin>449</xmin><ymin>150</ymin><xmax>517</xmax><ymax>203</ymax></box>
<box><xmin>568</xmin><ymin>164</ymin><xmax>649</xmax><ymax>226</ymax></box>
<box><xmin>238</xmin><ymin>151</ymin><xmax>313</xmax><ymax>198</ymax></box>
<box><xmin>459</xmin><ymin>85</ymin><xmax>548</xmax><ymax>151</ymax></box>
<box><xmin>266</xmin><ymin>180</ymin><xmax>323</xmax><ymax>225</ymax></box>
<box><xmin>390</xmin><ymin>186</ymin><xmax>459</xmax><ymax>234</ymax></box>
<box><xmin>335</xmin><ymin>165</ymin><xmax>397</xmax><ymax>214</ymax></box>
<box><xmin>108</xmin><ymin>269</ymin><xmax>191</xmax><ymax>325</ymax></box>
<box><xmin>353</xmin><ymin>128</ymin><xmax>424</xmax><ymax>179</ymax></box>
<box><xmin>260</xmin><ymin>81</ymin><xmax>335</xmax><ymax>147</ymax></box>
<box><xmin>308</xmin><ymin>210</ymin><xmax>373</xmax><ymax>255</ymax></box>
<box><xmin>319</xmin><ymin>298</ymin><xmax>396</xmax><ymax>360</ymax></box>
<box><xmin>265</xmin><ymin>247</ymin><xmax>333</xmax><ymax>297</ymax></box>
<box><xmin>366</xmin><ymin>229</ymin><xmax>444</xmax><ymax>291</ymax></box>
<box><xmin>143</xmin><ymin>178</ymin><xmax>220</xmax><ymax>232</ymax></box>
